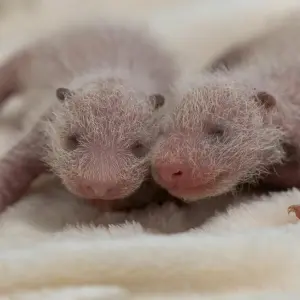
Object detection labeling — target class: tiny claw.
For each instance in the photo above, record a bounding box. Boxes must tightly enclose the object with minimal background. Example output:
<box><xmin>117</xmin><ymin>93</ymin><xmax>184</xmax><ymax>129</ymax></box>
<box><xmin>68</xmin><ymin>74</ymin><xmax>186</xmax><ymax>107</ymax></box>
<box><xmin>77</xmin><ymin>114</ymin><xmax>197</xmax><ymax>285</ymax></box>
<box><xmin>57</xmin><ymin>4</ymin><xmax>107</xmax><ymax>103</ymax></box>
<box><xmin>288</xmin><ymin>205</ymin><xmax>296</xmax><ymax>214</ymax></box>
<box><xmin>288</xmin><ymin>205</ymin><xmax>300</xmax><ymax>219</ymax></box>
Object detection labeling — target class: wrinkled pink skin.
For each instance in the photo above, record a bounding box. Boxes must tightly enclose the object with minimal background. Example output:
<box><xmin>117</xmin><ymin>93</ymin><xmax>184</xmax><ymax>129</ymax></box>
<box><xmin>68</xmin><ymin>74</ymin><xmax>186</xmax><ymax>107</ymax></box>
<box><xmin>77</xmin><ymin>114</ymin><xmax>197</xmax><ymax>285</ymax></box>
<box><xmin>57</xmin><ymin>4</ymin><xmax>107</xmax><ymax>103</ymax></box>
<box><xmin>151</xmin><ymin>78</ymin><xmax>285</xmax><ymax>201</ymax></box>
<box><xmin>151</xmin><ymin>23</ymin><xmax>300</xmax><ymax>201</ymax></box>
<box><xmin>0</xmin><ymin>122</ymin><xmax>47</xmax><ymax>211</ymax></box>
<box><xmin>44</xmin><ymin>83</ymin><xmax>167</xmax><ymax>201</ymax></box>
<box><xmin>0</xmin><ymin>118</ymin><xmax>171</xmax><ymax>212</ymax></box>
<box><xmin>0</xmin><ymin>22</ymin><xmax>179</xmax><ymax>210</ymax></box>
<box><xmin>0</xmin><ymin>113</ymin><xmax>173</xmax><ymax>212</ymax></box>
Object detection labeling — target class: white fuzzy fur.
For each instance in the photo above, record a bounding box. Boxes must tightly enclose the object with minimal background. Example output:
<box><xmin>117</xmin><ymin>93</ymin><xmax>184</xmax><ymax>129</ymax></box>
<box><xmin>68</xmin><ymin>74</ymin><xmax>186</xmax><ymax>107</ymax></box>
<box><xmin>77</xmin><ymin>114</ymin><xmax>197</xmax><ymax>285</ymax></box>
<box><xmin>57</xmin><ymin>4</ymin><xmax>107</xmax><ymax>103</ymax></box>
<box><xmin>1</xmin><ymin>1</ymin><xmax>300</xmax><ymax>299</ymax></box>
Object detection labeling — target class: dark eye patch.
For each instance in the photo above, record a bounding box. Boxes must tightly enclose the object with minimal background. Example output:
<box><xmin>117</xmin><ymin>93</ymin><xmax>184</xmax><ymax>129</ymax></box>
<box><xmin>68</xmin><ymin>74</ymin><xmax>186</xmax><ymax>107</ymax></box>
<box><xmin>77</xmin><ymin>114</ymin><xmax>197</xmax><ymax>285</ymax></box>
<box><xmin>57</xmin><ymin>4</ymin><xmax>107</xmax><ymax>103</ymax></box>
<box><xmin>207</xmin><ymin>124</ymin><xmax>226</xmax><ymax>141</ymax></box>
<box><xmin>65</xmin><ymin>134</ymin><xmax>80</xmax><ymax>150</ymax></box>
<box><xmin>209</xmin><ymin>125</ymin><xmax>225</xmax><ymax>136</ymax></box>
<box><xmin>130</xmin><ymin>141</ymin><xmax>148</xmax><ymax>158</ymax></box>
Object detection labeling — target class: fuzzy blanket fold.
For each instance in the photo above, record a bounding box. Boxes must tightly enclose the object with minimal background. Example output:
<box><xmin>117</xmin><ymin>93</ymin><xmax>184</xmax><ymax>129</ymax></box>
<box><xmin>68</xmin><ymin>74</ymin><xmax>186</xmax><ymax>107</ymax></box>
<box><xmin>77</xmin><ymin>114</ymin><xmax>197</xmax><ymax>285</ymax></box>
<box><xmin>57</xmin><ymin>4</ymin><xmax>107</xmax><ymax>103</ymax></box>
<box><xmin>1</xmin><ymin>0</ymin><xmax>300</xmax><ymax>299</ymax></box>
<box><xmin>0</xmin><ymin>186</ymin><xmax>300</xmax><ymax>299</ymax></box>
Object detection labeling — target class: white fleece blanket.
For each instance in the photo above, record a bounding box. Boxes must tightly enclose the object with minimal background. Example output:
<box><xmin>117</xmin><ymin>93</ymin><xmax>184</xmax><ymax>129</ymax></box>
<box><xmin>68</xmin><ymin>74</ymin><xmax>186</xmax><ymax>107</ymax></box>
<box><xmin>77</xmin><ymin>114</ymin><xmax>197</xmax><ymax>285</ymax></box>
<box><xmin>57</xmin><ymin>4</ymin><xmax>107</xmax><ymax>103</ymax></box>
<box><xmin>1</xmin><ymin>1</ymin><xmax>300</xmax><ymax>299</ymax></box>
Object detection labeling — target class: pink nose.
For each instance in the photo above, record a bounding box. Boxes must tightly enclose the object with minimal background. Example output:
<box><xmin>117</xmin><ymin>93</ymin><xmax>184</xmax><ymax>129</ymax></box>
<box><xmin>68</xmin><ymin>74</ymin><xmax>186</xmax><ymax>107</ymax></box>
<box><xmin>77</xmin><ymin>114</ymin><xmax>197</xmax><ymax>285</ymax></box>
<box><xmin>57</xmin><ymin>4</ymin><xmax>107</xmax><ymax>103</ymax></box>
<box><xmin>68</xmin><ymin>177</ymin><xmax>120</xmax><ymax>199</ymax></box>
<box><xmin>155</xmin><ymin>163</ymin><xmax>193</xmax><ymax>187</ymax></box>
<box><xmin>77</xmin><ymin>180</ymin><xmax>108</xmax><ymax>199</ymax></box>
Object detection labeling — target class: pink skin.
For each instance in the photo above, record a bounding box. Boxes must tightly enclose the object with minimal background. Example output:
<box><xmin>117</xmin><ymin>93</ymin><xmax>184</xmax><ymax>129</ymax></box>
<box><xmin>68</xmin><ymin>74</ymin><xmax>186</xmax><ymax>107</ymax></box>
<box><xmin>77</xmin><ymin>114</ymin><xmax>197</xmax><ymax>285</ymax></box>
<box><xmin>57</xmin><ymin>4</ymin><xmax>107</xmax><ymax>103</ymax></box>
<box><xmin>0</xmin><ymin>22</ymin><xmax>178</xmax><ymax>205</ymax></box>
<box><xmin>151</xmin><ymin>75</ymin><xmax>285</xmax><ymax>201</ymax></box>
<box><xmin>0</xmin><ymin>113</ymin><xmax>169</xmax><ymax>212</ymax></box>
<box><xmin>0</xmin><ymin>122</ymin><xmax>47</xmax><ymax>211</ymax></box>
<box><xmin>43</xmin><ymin>84</ymin><xmax>166</xmax><ymax>201</ymax></box>
<box><xmin>0</xmin><ymin>86</ymin><xmax>167</xmax><ymax>212</ymax></box>
<box><xmin>151</xmin><ymin>23</ymin><xmax>300</xmax><ymax>201</ymax></box>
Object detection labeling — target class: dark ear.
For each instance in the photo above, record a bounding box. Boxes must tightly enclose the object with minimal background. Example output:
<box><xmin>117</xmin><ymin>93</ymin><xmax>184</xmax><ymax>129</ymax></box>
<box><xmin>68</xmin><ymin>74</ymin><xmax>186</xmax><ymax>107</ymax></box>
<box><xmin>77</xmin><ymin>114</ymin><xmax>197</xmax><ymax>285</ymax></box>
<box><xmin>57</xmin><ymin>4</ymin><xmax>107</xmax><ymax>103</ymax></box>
<box><xmin>254</xmin><ymin>91</ymin><xmax>276</xmax><ymax>109</ymax></box>
<box><xmin>149</xmin><ymin>94</ymin><xmax>165</xmax><ymax>110</ymax></box>
<box><xmin>282</xmin><ymin>142</ymin><xmax>299</xmax><ymax>160</ymax></box>
<box><xmin>56</xmin><ymin>87</ymin><xmax>73</xmax><ymax>102</ymax></box>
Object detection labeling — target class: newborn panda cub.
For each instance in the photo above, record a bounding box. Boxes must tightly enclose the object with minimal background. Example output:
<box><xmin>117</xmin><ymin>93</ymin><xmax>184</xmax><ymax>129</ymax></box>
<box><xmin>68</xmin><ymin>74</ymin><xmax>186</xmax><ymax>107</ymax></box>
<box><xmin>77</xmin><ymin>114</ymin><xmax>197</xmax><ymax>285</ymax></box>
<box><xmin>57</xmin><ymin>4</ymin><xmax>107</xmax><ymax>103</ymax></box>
<box><xmin>46</xmin><ymin>84</ymin><xmax>165</xmax><ymax>201</ymax></box>
<box><xmin>0</xmin><ymin>21</ymin><xmax>179</xmax><ymax>211</ymax></box>
<box><xmin>0</xmin><ymin>84</ymin><xmax>167</xmax><ymax>212</ymax></box>
<box><xmin>151</xmin><ymin>75</ymin><xmax>283</xmax><ymax>201</ymax></box>
<box><xmin>151</xmin><ymin>21</ymin><xmax>300</xmax><ymax>203</ymax></box>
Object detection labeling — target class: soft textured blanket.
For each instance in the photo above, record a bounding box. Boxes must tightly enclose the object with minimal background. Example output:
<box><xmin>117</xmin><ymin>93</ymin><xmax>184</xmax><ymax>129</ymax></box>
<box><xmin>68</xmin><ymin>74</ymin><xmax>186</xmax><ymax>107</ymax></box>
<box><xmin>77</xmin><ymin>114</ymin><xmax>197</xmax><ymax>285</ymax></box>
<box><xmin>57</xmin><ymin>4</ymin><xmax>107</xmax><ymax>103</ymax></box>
<box><xmin>1</xmin><ymin>1</ymin><xmax>300</xmax><ymax>299</ymax></box>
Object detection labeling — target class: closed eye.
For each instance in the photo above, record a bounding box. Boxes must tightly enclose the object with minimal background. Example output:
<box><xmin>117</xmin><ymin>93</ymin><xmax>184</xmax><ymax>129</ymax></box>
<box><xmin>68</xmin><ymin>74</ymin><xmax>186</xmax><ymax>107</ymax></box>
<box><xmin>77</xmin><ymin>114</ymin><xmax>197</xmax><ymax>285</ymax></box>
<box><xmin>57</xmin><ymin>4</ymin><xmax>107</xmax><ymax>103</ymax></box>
<box><xmin>210</xmin><ymin>127</ymin><xmax>224</xmax><ymax>136</ymax></box>
<box><xmin>130</xmin><ymin>141</ymin><xmax>148</xmax><ymax>158</ymax></box>
<box><xmin>65</xmin><ymin>134</ymin><xmax>80</xmax><ymax>151</ymax></box>
<box><xmin>207</xmin><ymin>124</ymin><xmax>226</xmax><ymax>141</ymax></box>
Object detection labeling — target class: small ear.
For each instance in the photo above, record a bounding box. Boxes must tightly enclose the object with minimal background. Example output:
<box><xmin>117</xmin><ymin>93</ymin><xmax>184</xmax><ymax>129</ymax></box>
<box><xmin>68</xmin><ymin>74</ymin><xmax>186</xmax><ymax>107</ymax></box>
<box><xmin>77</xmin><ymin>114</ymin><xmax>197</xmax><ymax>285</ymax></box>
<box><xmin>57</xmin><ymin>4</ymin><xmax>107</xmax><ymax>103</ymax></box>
<box><xmin>282</xmin><ymin>142</ymin><xmax>298</xmax><ymax>160</ymax></box>
<box><xmin>56</xmin><ymin>87</ymin><xmax>73</xmax><ymax>102</ymax></box>
<box><xmin>149</xmin><ymin>94</ymin><xmax>165</xmax><ymax>110</ymax></box>
<box><xmin>254</xmin><ymin>91</ymin><xmax>276</xmax><ymax>109</ymax></box>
